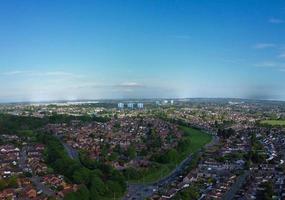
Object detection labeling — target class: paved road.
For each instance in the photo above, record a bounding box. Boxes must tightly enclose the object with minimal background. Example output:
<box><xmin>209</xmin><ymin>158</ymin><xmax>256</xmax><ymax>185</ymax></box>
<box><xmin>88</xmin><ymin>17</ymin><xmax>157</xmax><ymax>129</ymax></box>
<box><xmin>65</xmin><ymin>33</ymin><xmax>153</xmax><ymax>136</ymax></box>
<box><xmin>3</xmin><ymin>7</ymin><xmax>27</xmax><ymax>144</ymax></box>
<box><xmin>123</xmin><ymin>135</ymin><xmax>219</xmax><ymax>200</ymax></box>
<box><xmin>222</xmin><ymin>170</ymin><xmax>250</xmax><ymax>200</ymax></box>
<box><xmin>18</xmin><ymin>146</ymin><xmax>28</xmax><ymax>170</ymax></box>
<box><xmin>62</xmin><ymin>141</ymin><xmax>79</xmax><ymax>160</ymax></box>
<box><xmin>30</xmin><ymin>176</ymin><xmax>55</xmax><ymax>196</ymax></box>
<box><xmin>53</xmin><ymin>129</ymin><xmax>218</xmax><ymax>200</ymax></box>
<box><xmin>55</xmin><ymin>134</ymin><xmax>79</xmax><ymax>160</ymax></box>
<box><xmin>19</xmin><ymin>146</ymin><xmax>55</xmax><ymax>196</ymax></box>
<box><xmin>124</xmin><ymin>154</ymin><xmax>194</xmax><ymax>200</ymax></box>
<box><xmin>53</xmin><ymin>133</ymin><xmax>194</xmax><ymax>200</ymax></box>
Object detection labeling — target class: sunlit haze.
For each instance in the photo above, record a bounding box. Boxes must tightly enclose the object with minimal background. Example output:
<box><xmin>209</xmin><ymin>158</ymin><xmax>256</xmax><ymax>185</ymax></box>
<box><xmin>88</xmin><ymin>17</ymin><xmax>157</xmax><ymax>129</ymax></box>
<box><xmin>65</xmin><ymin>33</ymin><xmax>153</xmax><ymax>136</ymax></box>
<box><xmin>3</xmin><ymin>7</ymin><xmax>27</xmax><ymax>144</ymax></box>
<box><xmin>1</xmin><ymin>0</ymin><xmax>285</xmax><ymax>102</ymax></box>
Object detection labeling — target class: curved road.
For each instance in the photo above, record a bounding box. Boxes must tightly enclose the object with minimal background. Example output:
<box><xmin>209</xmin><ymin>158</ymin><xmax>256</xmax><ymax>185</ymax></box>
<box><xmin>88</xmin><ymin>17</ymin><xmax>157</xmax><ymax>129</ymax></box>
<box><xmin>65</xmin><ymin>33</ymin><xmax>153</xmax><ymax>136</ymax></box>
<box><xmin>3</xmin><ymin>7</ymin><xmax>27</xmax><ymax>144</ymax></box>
<box><xmin>123</xmin><ymin>135</ymin><xmax>219</xmax><ymax>200</ymax></box>
<box><xmin>55</xmin><ymin>134</ymin><xmax>79</xmax><ymax>160</ymax></box>
<box><xmin>55</xmin><ymin>131</ymin><xmax>219</xmax><ymax>200</ymax></box>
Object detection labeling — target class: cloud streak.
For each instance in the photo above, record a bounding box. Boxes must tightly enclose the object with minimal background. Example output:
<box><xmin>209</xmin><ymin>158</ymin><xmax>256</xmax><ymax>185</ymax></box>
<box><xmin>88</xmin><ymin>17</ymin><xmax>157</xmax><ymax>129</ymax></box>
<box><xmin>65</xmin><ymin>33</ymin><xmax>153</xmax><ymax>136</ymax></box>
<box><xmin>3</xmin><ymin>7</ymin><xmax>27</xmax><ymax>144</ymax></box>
<box><xmin>116</xmin><ymin>82</ymin><xmax>145</xmax><ymax>88</ymax></box>
<box><xmin>253</xmin><ymin>43</ymin><xmax>276</xmax><ymax>49</ymax></box>
<box><xmin>1</xmin><ymin>70</ymin><xmax>83</xmax><ymax>78</ymax></box>
<box><xmin>269</xmin><ymin>18</ymin><xmax>284</xmax><ymax>24</ymax></box>
<box><xmin>254</xmin><ymin>62</ymin><xmax>278</xmax><ymax>68</ymax></box>
<box><xmin>74</xmin><ymin>82</ymin><xmax>146</xmax><ymax>90</ymax></box>
<box><xmin>254</xmin><ymin>61</ymin><xmax>285</xmax><ymax>74</ymax></box>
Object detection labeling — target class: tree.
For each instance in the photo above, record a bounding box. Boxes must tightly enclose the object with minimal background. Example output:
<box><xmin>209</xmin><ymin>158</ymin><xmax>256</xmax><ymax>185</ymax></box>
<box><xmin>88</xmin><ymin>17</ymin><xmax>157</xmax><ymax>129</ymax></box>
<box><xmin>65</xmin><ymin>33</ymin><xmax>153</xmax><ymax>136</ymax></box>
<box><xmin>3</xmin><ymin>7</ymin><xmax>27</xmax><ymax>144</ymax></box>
<box><xmin>106</xmin><ymin>180</ymin><xmax>124</xmax><ymax>195</ymax></box>
<box><xmin>256</xmin><ymin>181</ymin><xmax>274</xmax><ymax>200</ymax></box>
<box><xmin>153</xmin><ymin>149</ymin><xmax>178</xmax><ymax>164</ymax></box>
<box><xmin>109</xmin><ymin>152</ymin><xmax>119</xmax><ymax>161</ymax></box>
<box><xmin>90</xmin><ymin>175</ymin><xmax>106</xmax><ymax>196</ymax></box>
<box><xmin>123</xmin><ymin>168</ymin><xmax>142</xmax><ymax>180</ymax></box>
<box><xmin>173</xmin><ymin>186</ymin><xmax>199</xmax><ymax>200</ymax></box>
<box><xmin>217</xmin><ymin>128</ymin><xmax>235</xmax><ymax>139</ymax></box>
<box><xmin>89</xmin><ymin>185</ymin><xmax>100</xmax><ymax>200</ymax></box>
<box><xmin>126</xmin><ymin>145</ymin><xmax>136</xmax><ymax>159</ymax></box>
<box><xmin>177</xmin><ymin>138</ymin><xmax>191</xmax><ymax>152</ymax></box>
<box><xmin>72</xmin><ymin>168</ymin><xmax>91</xmax><ymax>184</ymax></box>
<box><xmin>77</xmin><ymin>185</ymin><xmax>90</xmax><ymax>200</ymax></box>
<box><xmin>63</xmin><ymin>192</ymin><xmax>77</xmax><ymax>200</ymax></box>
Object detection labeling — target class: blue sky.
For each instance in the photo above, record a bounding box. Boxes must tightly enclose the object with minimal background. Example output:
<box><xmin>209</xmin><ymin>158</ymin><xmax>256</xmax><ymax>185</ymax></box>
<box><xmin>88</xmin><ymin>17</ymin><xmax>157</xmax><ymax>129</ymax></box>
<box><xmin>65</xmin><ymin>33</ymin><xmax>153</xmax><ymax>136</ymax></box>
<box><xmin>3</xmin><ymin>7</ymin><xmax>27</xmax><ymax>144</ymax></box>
<box><xmin>0</xmin><ymin>0</ymin><xmax>285</xmax><ymax>102</ymax></box>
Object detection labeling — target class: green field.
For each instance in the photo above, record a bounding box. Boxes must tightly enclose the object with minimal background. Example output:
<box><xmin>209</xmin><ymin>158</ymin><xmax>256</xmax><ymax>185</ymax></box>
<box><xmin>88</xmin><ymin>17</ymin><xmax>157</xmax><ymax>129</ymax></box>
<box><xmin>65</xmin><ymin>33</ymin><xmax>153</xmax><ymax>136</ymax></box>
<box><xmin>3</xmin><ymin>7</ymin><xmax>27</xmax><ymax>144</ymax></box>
<box><xmin>178</xmin><ymin>126</ymin><xmax>212</xmax><ymax>160</ymax></box>
<box><xmin>129</xmin><ymin>126</ymin><xmax>212</xmax><ymax>184</ymax></box>
<box><xmin>260</xmin><ymin>120</ymin><xmax>285</xmax><ymax>126</ymax></box>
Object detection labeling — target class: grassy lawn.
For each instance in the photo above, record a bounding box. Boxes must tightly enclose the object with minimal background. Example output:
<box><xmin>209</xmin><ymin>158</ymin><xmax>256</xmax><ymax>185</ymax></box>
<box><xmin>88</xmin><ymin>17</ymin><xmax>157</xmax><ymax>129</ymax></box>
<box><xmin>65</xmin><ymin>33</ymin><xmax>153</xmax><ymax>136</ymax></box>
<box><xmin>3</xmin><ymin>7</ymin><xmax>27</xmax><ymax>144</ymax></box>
<box><xmin>128</xmin><ymin>163</ymin><xmax>175</xmax><ymax>184</ymax></box>
<box><xmin>129</xmin><ymin>126</ymin><xmax>212</xmax><ymax>184</ymax></box>
<box><xmin>178</xmin><ymin>126</ymin><xmax>212</xmax><ymax>160</ymax></box>
<box><xmin>260</xmin><ymin>119</ymin><xmax>285</xmax><ymax>126</ymax></box>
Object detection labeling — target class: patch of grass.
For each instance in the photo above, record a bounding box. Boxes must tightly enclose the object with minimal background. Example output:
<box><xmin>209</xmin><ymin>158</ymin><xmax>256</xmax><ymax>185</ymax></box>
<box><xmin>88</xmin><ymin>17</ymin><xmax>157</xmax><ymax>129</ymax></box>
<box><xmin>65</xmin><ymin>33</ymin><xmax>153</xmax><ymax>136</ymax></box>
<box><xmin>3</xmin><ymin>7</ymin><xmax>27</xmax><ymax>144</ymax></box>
<box><xmin>128</xmin><ymin>163</ymin><xmax>174</xmax><ymax>184</ymax></box>
<box><xmin>178</xmin><ymin>126</ymin><xmax>212</xmax><ymax>161</ymax></box>
<box><xmin>129</xmin><ymin>126</ymin><xmax>212</xmax><ymax>184</ymax></box>
<box><xmin>260</xmin><ymin>120</ymin><xmax>285</xmax><ymax>126</ymax></box>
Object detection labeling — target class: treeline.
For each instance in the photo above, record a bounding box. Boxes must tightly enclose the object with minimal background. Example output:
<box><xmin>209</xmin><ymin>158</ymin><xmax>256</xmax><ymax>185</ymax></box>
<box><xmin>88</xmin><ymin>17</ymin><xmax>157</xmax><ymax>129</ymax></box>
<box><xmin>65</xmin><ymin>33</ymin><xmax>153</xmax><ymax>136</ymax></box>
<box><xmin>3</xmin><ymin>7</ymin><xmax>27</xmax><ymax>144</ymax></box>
<box><xmin>0</xmin><ymin>114</ymin><xmax>110</xmax><ymax>134</ymax></box>
<box><xmin>246</xmin><ymin>134</ymin><xmax>267</xmax><ymax>164</ymax></box>
<box><xmin>151</xmin><ymin>137</ymin><xmax>192</xmax><ymax>164</ymax></box>
<box><xmin>48</xmin><ymin>114</ymin><xmax>110</xmax><ymax>124</ymax></box>
<box><xmin>155</xmin><ymin>114</ymin><xmax>204</xmax><ymax>134</ymax></box>
<box><xmin>37</xmin><ymin>133</ymin><xmax>126</xmax><ymax>200</ymax></box>
<box><xmin>155</xmin><ymin>114</ymin><xmax>191</xmax><ymax>128</ymax></box>
<box><xmin>0</xmin><ymin>113</ymin><xmax>124</xmax><ymax>199</ymax></box>
<box><xmin>0</xmin><ymin>114</ymin><xmax>45</xmax><ymax>134</ymax></box>
<box><xmin>122</xmin><ymin>136</ymin><xmax>192</xmax><ymax>181</ymax></box>
<box><xmin>217</xmin><ymin>128</ymin><xmax>235</xmax><ymax>139</ymax></box>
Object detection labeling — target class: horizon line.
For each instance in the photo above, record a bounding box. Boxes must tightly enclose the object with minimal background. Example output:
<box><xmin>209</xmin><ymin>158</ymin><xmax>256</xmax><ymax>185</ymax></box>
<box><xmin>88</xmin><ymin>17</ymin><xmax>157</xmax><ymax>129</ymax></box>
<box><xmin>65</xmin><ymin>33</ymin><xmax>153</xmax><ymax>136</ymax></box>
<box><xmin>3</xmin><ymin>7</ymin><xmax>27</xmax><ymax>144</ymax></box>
<box><xmin>1</xmin><ymin>97</ymin><xmax>285</xmax><ymax>104</ymax></box>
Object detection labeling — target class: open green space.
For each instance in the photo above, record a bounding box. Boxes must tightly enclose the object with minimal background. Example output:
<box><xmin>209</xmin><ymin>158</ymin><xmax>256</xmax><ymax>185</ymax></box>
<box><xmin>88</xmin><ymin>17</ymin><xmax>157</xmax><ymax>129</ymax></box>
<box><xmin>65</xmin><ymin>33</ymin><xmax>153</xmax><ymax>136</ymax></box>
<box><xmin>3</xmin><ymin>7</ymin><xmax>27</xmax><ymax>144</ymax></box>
<box><xmin>260</xmin><ymin>119</ymin><xmax>285</xmax><ymax>126</ymax></box>
<box><xmin>128</xmin><ymin>126</ymin><xmax>212</xmax><ymax>184</ymax></box>
<box><xmin>178</xmin><ymin>126</ymin><xmax>212</xmax><ymax>160</ymax></box>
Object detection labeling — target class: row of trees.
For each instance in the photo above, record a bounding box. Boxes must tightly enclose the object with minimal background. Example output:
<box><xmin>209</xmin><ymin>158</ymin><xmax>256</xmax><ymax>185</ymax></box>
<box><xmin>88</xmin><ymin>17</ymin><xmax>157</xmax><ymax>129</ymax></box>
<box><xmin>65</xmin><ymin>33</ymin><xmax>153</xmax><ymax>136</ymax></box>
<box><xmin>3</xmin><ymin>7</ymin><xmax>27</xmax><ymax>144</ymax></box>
<box><xmin>0</xmin><ymin>113</ymin><xmax>110</xmax><ymax>135</ymax></box>
<box><xmin>0</xmin><ymin>113</ymin><xmax>123</xmax><ymax>199</ymax></box>
<box><xmin>37</xmin><ymin>133</ymin><xmax>126</xmax><ymax>200</ymax></box>
<box><xmin>151</xmin><ymin>136</ymin><xmax>191</xmax><ymax>164</ymax></box>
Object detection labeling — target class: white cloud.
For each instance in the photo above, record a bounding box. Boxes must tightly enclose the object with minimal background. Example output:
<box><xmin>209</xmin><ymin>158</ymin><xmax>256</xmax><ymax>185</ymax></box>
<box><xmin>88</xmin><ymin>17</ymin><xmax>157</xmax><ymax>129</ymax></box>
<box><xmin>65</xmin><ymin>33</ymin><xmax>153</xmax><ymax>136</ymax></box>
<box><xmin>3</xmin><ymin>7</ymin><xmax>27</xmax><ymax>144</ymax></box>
<box><xmin>269</xmin><ymin>18</ymin><xmax>284</xmax><ymax>24</ymax></box>
<box><xmin>2</xmin><ymin>71</ymin><xmax>26</xmax><ymax>75</ymax></box>
<box><xmin>254</xmin><ymin>62</ymin><xmax>278</xmax><ymax>67</ymax></box>
<box><xmin>253</xmin><ymin>43</ymin><xmax>276</xmax><ymax>49</ymax></box>
<box><xmin>117</xmin><ymin>82</ymin><xmax>144</xmax><ymax>88</ymax></box>
<box><xmin>1</xmin><ymin>70</ymin><xmax>82</xmax><ymax>78</ymax></box>
<box><xmin>70</xmin><ymin>82</ymin><xmax>146</xmax><ymax>90</ymax></box>
<box><xmin>254</xmin><ymin>61</ymin><xmax>285</xmax><ymax>75</ymax></box>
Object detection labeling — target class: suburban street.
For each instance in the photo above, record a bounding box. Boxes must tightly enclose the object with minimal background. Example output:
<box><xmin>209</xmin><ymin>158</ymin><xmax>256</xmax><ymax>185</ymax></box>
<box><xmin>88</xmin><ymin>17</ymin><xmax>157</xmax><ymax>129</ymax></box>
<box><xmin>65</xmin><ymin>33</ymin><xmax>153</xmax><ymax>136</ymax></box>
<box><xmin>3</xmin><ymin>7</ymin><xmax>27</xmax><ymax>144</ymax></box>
<box><xmin>57</xmin><ymin>130</ymin><xmax>219</xmax><ymax>200</ymax></box>
<box><xmin>55</xmin><ymin>134</ymin><xmax>79</xmax><ymax>160</ymax></box>
<box><xmin>56</xmin><ymin>130</ymin><xmax>218</xmax><ymax>200</ymax></box>
<box><xmin>19</xmin><ymin>145</ymin><xmax>55</xmax><ymax>196</ymax></box>
<box><xmin>123</xmin><ymin>135</ymin><xmax>219</xmax><ymax>200</ymax></box>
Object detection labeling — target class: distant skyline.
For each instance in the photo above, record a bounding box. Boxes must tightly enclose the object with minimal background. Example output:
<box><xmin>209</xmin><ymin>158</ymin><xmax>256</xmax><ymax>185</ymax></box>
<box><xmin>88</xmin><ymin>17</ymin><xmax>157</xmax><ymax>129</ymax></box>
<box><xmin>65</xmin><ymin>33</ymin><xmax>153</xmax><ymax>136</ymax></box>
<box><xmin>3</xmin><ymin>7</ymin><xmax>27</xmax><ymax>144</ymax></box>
<box><xmin>1</xmin><ymin>0</ymin><xmax>285</xmax><ymax>102</ymax></box>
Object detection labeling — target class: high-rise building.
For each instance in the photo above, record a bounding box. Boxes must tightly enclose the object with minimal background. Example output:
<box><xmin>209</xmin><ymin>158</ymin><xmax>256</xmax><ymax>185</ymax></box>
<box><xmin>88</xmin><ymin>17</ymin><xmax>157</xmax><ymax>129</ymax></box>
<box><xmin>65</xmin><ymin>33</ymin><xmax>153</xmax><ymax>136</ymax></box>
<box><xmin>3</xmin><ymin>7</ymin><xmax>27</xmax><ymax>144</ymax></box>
<box><xmin>118</xmin><ymin>103</ymin><xmax>124</xmax><ymax>109</ymax></box>
<box><xmin>155</xmin><ymin>101</ymin><xmax>160</xmax><ymax>106</ymax></box>
<box><xmin>127</xmin><ymin>103</ymin><xmax>134</xmax><ymax>109</ymax></box>
<box><xmin>170</xmin><ymin>100</ymin><xmax>174</xmax><ymax>105</ymax></box>
<box><xmin>137</xmin><ymin>103</ymin><xmax>144</xmax><ymax>109</ymax></box>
